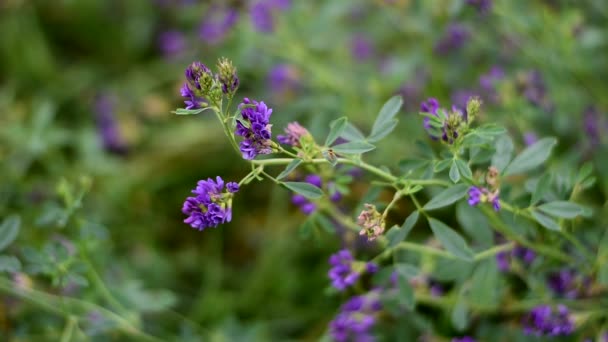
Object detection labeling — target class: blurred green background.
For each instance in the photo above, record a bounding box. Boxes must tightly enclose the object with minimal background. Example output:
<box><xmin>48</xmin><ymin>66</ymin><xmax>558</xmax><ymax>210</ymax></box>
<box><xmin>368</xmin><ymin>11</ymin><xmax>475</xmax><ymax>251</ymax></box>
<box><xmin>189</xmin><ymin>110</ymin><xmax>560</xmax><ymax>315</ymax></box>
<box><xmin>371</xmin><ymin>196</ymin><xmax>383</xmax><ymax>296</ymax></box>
<box><xmin>0</xmin><ymin>0</ymin><xmax>607</xmax><ymax>340</ymax></box>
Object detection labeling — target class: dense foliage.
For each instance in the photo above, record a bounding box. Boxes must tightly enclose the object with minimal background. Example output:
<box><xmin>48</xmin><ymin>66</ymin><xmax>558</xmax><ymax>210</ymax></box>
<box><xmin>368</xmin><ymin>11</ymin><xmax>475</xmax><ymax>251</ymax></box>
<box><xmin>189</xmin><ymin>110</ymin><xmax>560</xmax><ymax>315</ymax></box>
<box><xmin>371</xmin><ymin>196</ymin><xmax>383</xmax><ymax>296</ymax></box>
<box><xmin>1</xmin><ymin>1</ymin><xmax>607</xmax><ymax>341</ymax></box>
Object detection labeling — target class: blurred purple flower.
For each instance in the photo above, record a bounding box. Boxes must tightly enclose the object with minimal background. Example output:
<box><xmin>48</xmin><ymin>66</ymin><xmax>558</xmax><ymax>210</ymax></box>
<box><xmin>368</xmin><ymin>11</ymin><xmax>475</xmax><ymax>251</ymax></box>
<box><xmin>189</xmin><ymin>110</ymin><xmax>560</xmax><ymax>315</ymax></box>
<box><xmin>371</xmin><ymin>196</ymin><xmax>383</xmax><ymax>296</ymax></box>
<box><xmin>351</xmin><ymin>34</ymin><xmax>375</xmax><ymax>62</ymax></box>
<box><xmin>466</xmin><ymin>0</ymin><xmax>492</xmax><ymax>14</ymax></box>
<box><xmin>94</xmin><ymin>94</ymin><xmax>128</xmax><ymax>155</ymax></box>
<box><xmin>518</xmin><ymin>70</ymin><xmax>553</xmax><ymax>111</ymax></box>
<box><xmin>434</xmin><ymin>23</ymin><xmax>470</xmax><ymax>55</ymax></box>
<box><xmin>478</xmin><ymin>66</ymin><xmax>504</xmax><ymax>103</ymax></box>
<box><xmin>329</xmin><ymin>291</ymin><xmax>382</xmax><ymax>342</ymax></box>
<box><xmin>267</xmin><ymin>64</ymin><xmax>301</xmax><ymax>96</ymax></box>
<box><xmin>158</xmin><ymin>30</ymin><xmax>186</xmax><ymax>59</ymax></box>
<box><xmin>199</xmin><ymin>6</ymin><xmax>239</xmax><ymax>44</ymax></box>
<box><xmin>523</xmin><ymin>305</ymin><xmax>574</xmax><ymax>337</ymax></box>
<box><xmin>328</xmin><ymin>249</ymin><xmax>359</xmax><ymax>291</ymax></box>
<box><xmin>583</xmin><ymin>106</ymin><xmax>603</xmax><ymax>147</ymax></box>
<box><xmin>277</xmin><ymin>121</ymin><xmax>309</xmax><ymax>147</ymax></box>
<box><xmin>250</xmin><ymin>0</ymin><xmax>291</xmax><ymax>33</ymax></box>
<box><xmin>451</xmin><ymin>89</ymin><xmax>477</xmax><ymax>114</ymax></box>
<box><xmin>523</xmin><ymin>132</ymin><xmax>538</xmax><ymax>146</ymax></box>
<box><xmin>453</xmin><ymin>337</ymin><xmax>476</xmax><ymax>342</ymax></box>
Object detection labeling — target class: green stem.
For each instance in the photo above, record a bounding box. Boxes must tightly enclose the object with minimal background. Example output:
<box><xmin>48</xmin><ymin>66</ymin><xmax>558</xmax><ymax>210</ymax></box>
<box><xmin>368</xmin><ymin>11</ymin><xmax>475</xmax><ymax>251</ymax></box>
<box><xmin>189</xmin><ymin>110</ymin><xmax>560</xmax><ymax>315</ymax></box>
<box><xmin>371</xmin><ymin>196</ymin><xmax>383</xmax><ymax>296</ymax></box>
<box><xmin>59</xmin><ymin>316</ymin><xmax>78</xmax><ymax>342</ymax></box>
<box><xmin>0</xmin><ymin>278</ymin><xmax>163</xmax><ymax>342</ymax></box>
<box><xmin>382</xmin><ymin>190</ymin><xmax>402</xmax><ymax>219</ymax></box>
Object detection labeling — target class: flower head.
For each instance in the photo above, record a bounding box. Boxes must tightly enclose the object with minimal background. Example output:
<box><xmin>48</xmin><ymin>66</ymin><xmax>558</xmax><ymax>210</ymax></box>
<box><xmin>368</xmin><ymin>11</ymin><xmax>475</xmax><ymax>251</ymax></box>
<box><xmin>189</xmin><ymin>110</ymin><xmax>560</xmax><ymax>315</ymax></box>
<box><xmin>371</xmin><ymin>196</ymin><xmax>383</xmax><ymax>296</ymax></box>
<box><xmin>182</xmin><ymin>177</ymin><xmax>238</xmax><ymax>231</ymax></box>
<box><xmin>329</xmin><ymin>291</ymin><xmax>382</xmax><ymax>342</ymax></box>
<box><xmin>351</xmin><ymin>34</ymin><xmax>375</xmax><ymax>62</ymax></box>
<box><xmin>158</xmin><ymin>30</ymin><xmax>186</xmax><ymax>59</ymax></box>
<box><xmin>199</xmin><ymin>6</ymin><xmax>239</xmax><ymax>45</ymax></box>
<box><xmin>328</xmin><ymin>249</ymin><xmax>378</xmax><ymax>291</ymax></box>
<box><xmin>523</xmin><ymin>305</ymin><xmax>574</xmax><ymax>337</ymax></box>
<box><xmin>216</xmin><ymin>57</ymin><xmax>239</xmax><ymax>96</ymax></box>
<box><xmin>94</xmin><ymin>94</ymin><xmax>128</xmax><ymax>155</ymax></box>
<box><xmin>181</xmin><ymin>61</ymin><xmax>217</xmax><ymax>108</ymax></box>
<box><xmin>235</xmin><ymin>98</ymin><xmax>274</xmax><ymax>160</ymax></box>
<box><xmin>277</xmin><ymin>122</ymin><xmax>310</xmax><ymax>147</ymax></box>
<box><xmin>434</xmin><ymin>23</ymin><xmax>470</xmax><ymax>55</ymax></box>
<box><xmin>357</xmin><ymin>204</ymin><xmax>385</xmax><ymax>241</ymax></box>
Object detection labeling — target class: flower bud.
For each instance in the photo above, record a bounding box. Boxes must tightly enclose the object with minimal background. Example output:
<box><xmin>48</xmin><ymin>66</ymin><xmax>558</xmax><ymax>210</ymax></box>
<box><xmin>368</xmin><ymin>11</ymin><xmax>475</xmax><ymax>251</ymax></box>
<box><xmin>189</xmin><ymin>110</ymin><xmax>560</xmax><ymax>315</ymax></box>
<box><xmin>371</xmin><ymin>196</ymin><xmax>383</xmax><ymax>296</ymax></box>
<box><xmin>217</xmin><ymin>57</ymin><xmax>239</xmax><ymax>97</ymax></box>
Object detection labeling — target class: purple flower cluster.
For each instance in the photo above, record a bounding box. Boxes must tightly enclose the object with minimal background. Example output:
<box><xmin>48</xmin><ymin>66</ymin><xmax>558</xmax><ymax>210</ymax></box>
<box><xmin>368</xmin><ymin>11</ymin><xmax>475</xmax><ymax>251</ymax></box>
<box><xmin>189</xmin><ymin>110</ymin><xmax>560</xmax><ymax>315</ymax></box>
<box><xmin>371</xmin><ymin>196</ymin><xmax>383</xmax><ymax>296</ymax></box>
<box><xmin>291</xmin><ymin>174</ymin><xmax>341</xmax><ymax>215</ymax></box>
<box><xmin>420</xmin><ymin>98</ymin><xmax>465</xmax><ymax>144</ymax></box>
<box><xmin>434</xmin><ymin>23</ymin><xmax>470</xmax><ymax>55</ymax></box>
<box><xmin>158</xmin><ymin>30</ymin><xmax>186</xmax><ymax>59</ymax></box>
<box><xmin>583</xmin><ymin>105</ymin><xmax>605</xmax><ymax>147</ymax></box>
<box><xmin>181</xmin><ymin>61</ymin><xmax>213</xmax><ymax>109</ymax></box>
<box><xmin>94</xmin><ymin>94</ymin><xmax>128</xmax><ymax>155</ymax></box>
<box><xmin>517</xmin><ymin>70</ymin><xmax>553</xmax><ymax>111</ymax></box>
<box><xmin>329</xmin><ymin>291</ymin><xmax>382</xmax><ymax>342</ymax></box>
<box><xmin>468</xmin><ymin>186</ymin><xmax>500</xmax><ymax>211</ymax></box>
<box><xmin>547</xmin><ymin>269</ymin><xmax>589</xmax><ymax>299</ymax></box>
<box><xmin>496</xmin><ymin>246</ymin><xmax>536</xmax><ymax>271</ymax></box>
<box><xmin>328</xmin><ymin>249</ymin><xmax>377</xmax><ymax>291</ymax></box>
<box><xmin>199</xmin><ymin>6</ymin><xmax>239</xmax><ymax>45</ymax></box>
<box><xmin>182</xmin><ymin>176</ymin><xmax>239</xmax><ymax>231</ymax></box>
<box><xmin>236</xmin><ymin>98</ymin><xmax>274</xmax><ymax>160</ymax></box>
<box><xmin>466</xmin><ymin>0</ymin><xmax>492</xmax><ymax>14</ymax></box>
<box><xmin>250</xmin><ymin>0</ymin><xmax>291</xmax><ymax>33</ymax></box>
<box><xmin>452</xmin><ymin>337</ymin><xmax>476</xmax><ymax>342</ymax></box>
<box><xmin>478</xmin><ymin>66</ymin><xmax>504</xmax><ymax>103</ymax></box>
<box><xmin>277</xmin><ymin>121</ymin><xmax>309</xmax><ymax>147</ymax></box>
<box><xmin>523</xmin><ymin>305</ymin><xmax>574</xmax><ymax>337</ymax></box>
<box><xmin>351</xmin><ymin>34</ymin><xmax>375</xmax><ymax>62</ymax></box>
<box><xmin>268</xmin><ymin>64</ymin><xmax>301</xmax><ymax>98</ymax></box>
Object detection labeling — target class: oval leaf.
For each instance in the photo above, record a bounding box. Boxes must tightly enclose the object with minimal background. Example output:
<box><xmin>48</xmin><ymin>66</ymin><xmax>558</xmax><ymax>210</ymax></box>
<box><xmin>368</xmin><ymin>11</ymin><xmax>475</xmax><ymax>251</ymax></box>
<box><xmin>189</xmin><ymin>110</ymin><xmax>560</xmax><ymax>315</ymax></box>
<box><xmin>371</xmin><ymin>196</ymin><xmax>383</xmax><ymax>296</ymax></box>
<box><xmin>332</xmin><ymin>141</ymin><xmax>376</xmax><ymax>154</ymax></box>
<box><xmin>339</xmin><ymin>122</ymin><xmax>366</xmax><ymax>142</ymax></box>
<box><xmin>455</xmin><ymin>159</ymin><xmax>473</xmax><ymax>180</ymax></box>
<box><xmin>0</xmin><ymin>215</ymin><xmax>21</xmax><ymax>252</ymax></box>
<box><xmin>491</xmin><ymin>135</ymin><xmax>514</xmax><ymax>172</ymax></box>
<box><xmin>387</xmin><ymin>211</ymin><xmax>419</xmax><ymax>247</ymax></box>
<box><xmin>0</xmin><ymin>255</ymin><xmax>21</xmax><ymax>273</ymax></box>
<box><xmin>283</xmin><ymin>182</ymin><xmax>324</xmax><ymax>199</ymax></box>
<box><xmin>449</xmin><ymin>162</ymin><xmax>460</xmax><ymax>183</ymax></box>
<box><xmin>423</xmin><ymin>184</ymin><xmax>469</xmax><ymax>211</ymax></box>
<box><xmin>325</xmin><ymin>117</ymin><xmax>348</xmax><ymax>146</ymax></box>
<box><xmin>369</xmin><ymin>95</ymin><xmax>403</xmax><ymax>142</ymax></box>
<box><xmin>538</xmin><ymin>201</ymin><xmax>585</xmax><ymax>219</ymax></box>
<box><xmin>428</xmin><ymin>218</ymin><xmax>474</xmax><ymax>261</ymax></box>
<box><xmin>277</xmin><ymin>159</ymin><xmax>302</xmax><ymax>180</ymax></box>
<box><xmin>504</xmin><ymin>138</ymin><xmax>557</xmax><ymax>176</ymax></box>
<box><xmin>531</xmin><ymin>210</ymin><xmax>560</xmax><ymax>231</ymax></box>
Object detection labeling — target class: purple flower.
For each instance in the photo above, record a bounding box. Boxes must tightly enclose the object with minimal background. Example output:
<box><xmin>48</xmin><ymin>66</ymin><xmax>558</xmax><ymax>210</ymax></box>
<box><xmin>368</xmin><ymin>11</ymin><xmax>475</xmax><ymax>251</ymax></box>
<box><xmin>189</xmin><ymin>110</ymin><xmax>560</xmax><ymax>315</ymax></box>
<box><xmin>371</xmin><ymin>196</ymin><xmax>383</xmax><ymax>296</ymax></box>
<box><xmin>328</xmin><ymin>249</ymin><xmax>359</xmax><ymax>291</ymax></box>
<box><xmin>466</xmin><ymin>0</ymin><xmax>492</xmax><ymax>14</ymax></box>
<box><xmin>496</xmin><ymin>251</ymin><xmax>510</xmax><ymax>272</ymax></box>
<box><xmin>420</xmin><ymin>97</ymin><xmax>440</xmax><ymax>132</ymax></box>
<box><xmin>250</xmin><ymin>1</ymin><xmax>274</xmax><ymax>32</ymax></box>
<box><xmin>351</xmin><ymin>34</ymin><xmax>375</xmax><ymax>62</ymax></box>
<box><xmin>235</xmin><ymin>98</ymin><xmax>274</xmax><ymax>160</ymax></box>
<box><xmin>583</xmin><ymin>106</ymin><xmax>603</xmax><ymax>147</ymax></box>
<box><xmin>277</xmin><ymin>122</ymin><xmax>310</xmax><ymax>147</ymax></box>
<box><xmin>523</xmin><ymin>305</ymin><xmax>574</xmax><ymax>337</ymax></box>
<box><xmin>451</xmin><ymin>89</ymin><xmax>477</xmax><ymax>115</ymax></box>
<box><xmin>329</xmin><ymin>292</ymin><xmax>382</xmax><ymax>342</ymax></box>
<box><xmin>94</xmin><ymin>94</ymin><xmax>128</xmax><ymax>155</ymax></box>
<box><xmin>181</xmin><ymin>61</ymin><xmax>214</xmax><ymax>109</ymax></box>
<box><xmin>523</xmin><ymin>132</ymin><xmax>538</xmax><ymax>146</ymax></box>
<box><xmin>547</xmin><ymin>269</ymin><xmax>589</xmax><ymax>299</ymax></box>
<box><xmin>199</xmin><ymin>6</ymin><xmax>238</xmax><ymax>45</ymax></box>
<box><xmin>452</xmin><ymin>337</ymin><xmax>476</xmax><ymax>342</ymax></box>
<box><xmin>468</xmin><ymin>186</ymin><xmax>483</xmax><ymax>206</ymax></box>
<box><xmin>182</xmin><ymin>177</ymin><xmax>238</xmax><ymax>231</ymax></box>
<box><xmin>513</xmin><ymin>246</ymin><xmax>536</xmax><ymax>264</ymax></box>
<box><xmin>518</xmin><ymin>70</ymin><xmax>553</xmax><ymax>111</ymax></box>
<box><xmin>268</xmin><ymin>64</ymin><xmax>301</xmax><ymax>96</ymax></box>
<box><xmin>434</xmin><ymin>23</ymin><xmax>470</xmax><ymax>55</ymax></box>
<box><xmin>158</xmin><ymin>30</ymin><xmax>186</xmax><ymax>59</ymax></box>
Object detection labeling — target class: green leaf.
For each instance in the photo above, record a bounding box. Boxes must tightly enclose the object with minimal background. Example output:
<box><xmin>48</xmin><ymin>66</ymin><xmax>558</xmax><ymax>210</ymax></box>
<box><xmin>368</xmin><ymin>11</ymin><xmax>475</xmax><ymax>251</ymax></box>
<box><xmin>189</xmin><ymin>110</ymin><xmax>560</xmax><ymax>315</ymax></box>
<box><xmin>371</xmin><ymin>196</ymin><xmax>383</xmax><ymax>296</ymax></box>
<box><xmin>0</xmin><ymin>255</ymin><xmax>21</xmax><ymax>273</ymax></box>
<box><xmin>283</xmin><ymin>182</ymin><xmax>324</xmax><ymax>199</ymax></box>
<box><xmin>451</xmin><ymin>298</ymin><xmax>469</xmax><ymax>331</ymax></box>
<box><xmin>537</xmin><ymin>201</ymin><xmax>585</xmax><ymax>219</ymax></box>
<box><xmin>474</xmin><ymin>124</ymin><xmax>507</xmax><ymax>136</ymax></box>
<box><xmin>0</xmin><ymin>215</ymin><xmax>20</xmax><ymax>252</ymax></box>
<box><xmin>455</xmin><ymin>159</ymin><xmax>472</xmax><ymax>180</ymax></box>
<box><xmin>423</xmin><ymin>184</ymin><xmax>469</xmax><ymax>211</ymax></box>
<box><xmin>576</xmin><ymin>162</ymin><xmax>593</xmax><ymax>183</ymax></box>
<box><xmin>449</xmin><ymin>161</ymin><xmax>460</xmax><ymax>183</ymax></box>
<box><xmin>332</xmin><ymin>141</ymin><xmax>376</xmax><ymax>154</ymax></box>
<box><xmin>531</xmin><ymin>174</ymin><xmax>551</xmax><ymax>206</ymax></box>
<box><xmin>597</xmin><ymin>230</ymin><xmax>608</xmax><ymax>285</ymax></box>
<box><xmin>468</xmin><ymin>259</ymin><xmax>499</xmax><ymax>309</ymax></box>
<box><xmin>504</xmin><ymin>138</ymin><xmax>557</xmax><ymax>176</ymax></box>
<box><xmin>172</xmin><ymin>107</ymin><xmax>212</xmax><ymax>115</ymax></box>
<box><xmin>428</xmin><ymin>218</ymin><xmax>474</xmax><ymax>261</ymax></box>
<box><xmin>387</xmin><ymin>211</ymin><xmax>419</xmax><ymax>247</ymax></box>
<box><xmin>395</xmin><ymin>263</ymin><xmax>420</xmax><ymax>278</ymax></box>
<box><xmin>397</xmin><ymin>268</ymin><xmax>415</xmax><ymax>309</ymax></box>
<box><xmin>276</xmin><ymin>159</ymin><xmax>302</xmax><ymax>180</ymax></box>
<box><xmin>434</xmin><ymin>159</ymin><xmax>452</xmax><ymax>172</ymax></box>
<box><xmin>298</xmin><ymin>217</ymin><xmax>315</xmax><ymax>239</ymax></box>
<box><xmin>530</xmin><ymin>210</ymin><xmax>560</xmax><ymax>231</ymax></box>
<box><xmin>340</xmin><ymin>122</ymin><xmax>365</xmax><ymax>142</ymax></box>
<box><xmin>325</xmin><ymin>117</ymin><xmax>348</xmax><ymax>146</ymax></box>
<box><xmin>456</xmin><ymin>202</ymin><xmax>493</xmax><ymax>248</ymax></box>
<box><xmin>314</xmin><ymin>214</ymin><xmax>336</xmax><ymax>233</ymax></box>
<box><xmin>491</xmin><ymin>135</ymin><xmax>514</xmax><ymax>172</ymax></box>
<box><xmin>368</xmin><ymin>95</ymin><xmax>403</xmax><ymax>142</ymax></box>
